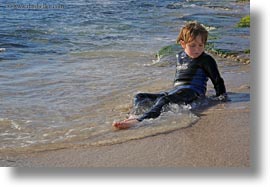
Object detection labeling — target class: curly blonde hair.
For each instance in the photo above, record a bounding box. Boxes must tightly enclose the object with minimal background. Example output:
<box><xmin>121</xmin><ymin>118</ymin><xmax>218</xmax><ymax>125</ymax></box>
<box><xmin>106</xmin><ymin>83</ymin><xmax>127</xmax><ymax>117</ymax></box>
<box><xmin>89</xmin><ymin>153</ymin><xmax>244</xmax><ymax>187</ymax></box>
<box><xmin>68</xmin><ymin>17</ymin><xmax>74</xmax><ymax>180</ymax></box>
<box><xmin>176</xmin><ymin>21</ymin><xmax>208</xmax><ymax>45</ymax></box>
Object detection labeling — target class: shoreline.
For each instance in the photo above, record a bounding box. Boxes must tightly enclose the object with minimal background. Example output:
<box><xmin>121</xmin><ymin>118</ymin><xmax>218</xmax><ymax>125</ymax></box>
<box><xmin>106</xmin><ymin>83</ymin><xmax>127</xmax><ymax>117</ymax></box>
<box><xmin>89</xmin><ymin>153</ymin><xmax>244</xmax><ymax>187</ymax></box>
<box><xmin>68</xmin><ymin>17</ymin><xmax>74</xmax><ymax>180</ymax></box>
<box><xmin>0</xmin><ymin>57</ymin><xmax>250</xmax><ymax>167</ymax></box>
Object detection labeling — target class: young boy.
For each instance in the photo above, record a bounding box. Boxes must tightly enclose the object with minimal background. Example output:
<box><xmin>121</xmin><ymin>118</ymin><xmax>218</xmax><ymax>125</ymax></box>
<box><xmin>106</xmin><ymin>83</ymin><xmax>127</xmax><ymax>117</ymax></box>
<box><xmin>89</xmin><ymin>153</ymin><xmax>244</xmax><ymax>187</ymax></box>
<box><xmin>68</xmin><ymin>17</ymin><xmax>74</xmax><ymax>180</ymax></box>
<box><xmin>112</xmin><ymin>21</ymin><xmax>227</xmax><ymax>130</ymax></box>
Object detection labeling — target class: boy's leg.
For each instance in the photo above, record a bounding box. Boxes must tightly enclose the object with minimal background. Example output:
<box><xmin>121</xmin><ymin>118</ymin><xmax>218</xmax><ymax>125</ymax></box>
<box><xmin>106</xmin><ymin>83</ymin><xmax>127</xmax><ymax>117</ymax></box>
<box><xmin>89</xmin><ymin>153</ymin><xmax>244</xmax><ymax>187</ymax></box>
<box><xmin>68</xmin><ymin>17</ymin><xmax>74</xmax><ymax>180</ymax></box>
<box><xmin>138</xmin><ymin>88</ymin><xmax>198</xmax><ymax>121</ymax></box>
<box><xmin>113</xmin><ymin>92</ymin><xmax>166</xmax><ymax>129</ymax></box>
<box><xmin>166</xmin><ymin>87</ymin><xmax>199</xmax><ymax>104</ymax></box>
<box><xmin>134</xmin><ymin>92</ymin><xmax>163</xmax><ymax>106</ymax></box>
<box><xmin>137</xmin><ymin>94</ymin><xmax>170</xmax><ymax>121</ymax></box>
<box><xmin>112</xmin><ymin>88</ymin><xmax>198</xmax><ymax>129</ymax></box>
<box><xmin>132</xmin><ymin>92</ymin><xmax>165</xmax><ymax>115</ymax></box>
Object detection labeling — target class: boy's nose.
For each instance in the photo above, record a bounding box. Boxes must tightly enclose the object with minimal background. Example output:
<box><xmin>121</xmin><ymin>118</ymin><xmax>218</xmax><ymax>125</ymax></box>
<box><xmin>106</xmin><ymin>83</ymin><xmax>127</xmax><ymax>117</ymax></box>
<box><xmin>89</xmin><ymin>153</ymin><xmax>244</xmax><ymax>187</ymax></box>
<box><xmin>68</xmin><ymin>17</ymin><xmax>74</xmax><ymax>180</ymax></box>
<box><xmin>194</xmin><ymin>47</ymin><xmax>200</xmax><ymax>52</ymax></box>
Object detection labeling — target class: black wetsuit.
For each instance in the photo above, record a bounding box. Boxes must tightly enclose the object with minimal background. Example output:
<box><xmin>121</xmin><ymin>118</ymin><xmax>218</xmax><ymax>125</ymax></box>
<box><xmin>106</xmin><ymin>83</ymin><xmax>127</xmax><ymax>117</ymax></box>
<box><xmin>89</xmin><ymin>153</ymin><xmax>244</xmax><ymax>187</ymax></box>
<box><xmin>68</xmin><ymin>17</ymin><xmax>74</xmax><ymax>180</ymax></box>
<box><xmin>134</xmin><ymin>51</ymin><xmax>226</xmax><ymax>122</ymax></box>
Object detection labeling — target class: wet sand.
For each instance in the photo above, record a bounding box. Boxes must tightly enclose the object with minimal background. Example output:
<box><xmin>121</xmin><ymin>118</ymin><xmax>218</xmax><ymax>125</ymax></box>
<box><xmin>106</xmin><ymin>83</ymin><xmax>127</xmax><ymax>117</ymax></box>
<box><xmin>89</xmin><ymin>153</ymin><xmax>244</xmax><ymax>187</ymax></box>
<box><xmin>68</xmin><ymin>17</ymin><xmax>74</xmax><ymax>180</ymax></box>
<box><xmin>12</xmin><ymin>110</ymin><xmax>249</xmax><ymax>167</ymax></box>
<box><xmin>0</xmin><ymin>58</ymin><xmax>250</xmax><ymax>167</ymax></box>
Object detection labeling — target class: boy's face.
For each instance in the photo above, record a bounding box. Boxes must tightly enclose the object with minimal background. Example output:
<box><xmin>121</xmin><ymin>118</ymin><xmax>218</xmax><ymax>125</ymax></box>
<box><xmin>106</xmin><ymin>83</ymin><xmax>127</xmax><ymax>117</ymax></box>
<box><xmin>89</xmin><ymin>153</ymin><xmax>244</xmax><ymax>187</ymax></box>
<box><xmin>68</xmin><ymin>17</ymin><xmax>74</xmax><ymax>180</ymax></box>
<box><xmin>180</xmin><ymin>35</ymin><xmax>205</xmax><ymax>59</ymax></box>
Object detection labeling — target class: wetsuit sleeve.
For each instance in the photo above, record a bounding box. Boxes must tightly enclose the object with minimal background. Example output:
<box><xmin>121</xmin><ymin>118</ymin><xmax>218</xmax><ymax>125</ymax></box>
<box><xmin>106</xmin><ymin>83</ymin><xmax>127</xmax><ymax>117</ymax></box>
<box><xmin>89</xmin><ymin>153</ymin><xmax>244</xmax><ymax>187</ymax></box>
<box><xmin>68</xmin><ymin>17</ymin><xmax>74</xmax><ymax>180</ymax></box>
<box><xmin>201</xmin><ymin>56</ymin><xmax>226</xmax><ymax>96</ymax></box>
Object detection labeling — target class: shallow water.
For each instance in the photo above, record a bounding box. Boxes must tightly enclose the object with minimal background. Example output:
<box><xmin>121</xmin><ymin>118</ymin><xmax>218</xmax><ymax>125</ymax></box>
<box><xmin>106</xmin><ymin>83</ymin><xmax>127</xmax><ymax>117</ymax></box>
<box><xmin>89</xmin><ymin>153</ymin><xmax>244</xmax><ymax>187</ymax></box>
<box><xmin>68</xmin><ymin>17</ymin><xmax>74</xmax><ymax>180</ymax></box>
<box><xmin>0</xmin><ymin>0</ymin><xmax>249</xmax><ymax>153</ymax></box>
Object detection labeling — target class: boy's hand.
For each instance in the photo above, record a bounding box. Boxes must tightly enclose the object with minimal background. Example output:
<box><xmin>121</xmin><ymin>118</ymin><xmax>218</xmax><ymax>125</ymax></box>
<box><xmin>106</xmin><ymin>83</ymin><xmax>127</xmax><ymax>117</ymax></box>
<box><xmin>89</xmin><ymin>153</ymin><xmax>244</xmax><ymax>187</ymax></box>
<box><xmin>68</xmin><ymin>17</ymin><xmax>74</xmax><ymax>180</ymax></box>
<box><xmin>210</xmin><ymin>93</ymin><xmax>228</xmax><ymax>102</ymax></box>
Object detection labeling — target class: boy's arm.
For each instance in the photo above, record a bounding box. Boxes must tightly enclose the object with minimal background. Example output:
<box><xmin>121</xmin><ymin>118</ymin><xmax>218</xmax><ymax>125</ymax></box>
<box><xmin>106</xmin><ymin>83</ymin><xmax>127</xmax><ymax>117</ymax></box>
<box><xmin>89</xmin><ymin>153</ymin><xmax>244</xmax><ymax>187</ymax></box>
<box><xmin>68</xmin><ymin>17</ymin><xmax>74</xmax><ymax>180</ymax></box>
<box><xmin>202</xmin><ymin>56</ymin><xmax>227</xmax><ymax>101</ymax></box>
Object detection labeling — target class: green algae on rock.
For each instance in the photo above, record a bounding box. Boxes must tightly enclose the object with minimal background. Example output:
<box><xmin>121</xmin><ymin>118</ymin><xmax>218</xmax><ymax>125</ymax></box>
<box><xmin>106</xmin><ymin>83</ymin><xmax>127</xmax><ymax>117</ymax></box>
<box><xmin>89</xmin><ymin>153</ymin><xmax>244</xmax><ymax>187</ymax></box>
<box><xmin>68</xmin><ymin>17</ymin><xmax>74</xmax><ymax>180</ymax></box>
<box><xmin>237</xmin><ymin>15</ymin><xmax>250</xmax><ymax>28</ymax></box>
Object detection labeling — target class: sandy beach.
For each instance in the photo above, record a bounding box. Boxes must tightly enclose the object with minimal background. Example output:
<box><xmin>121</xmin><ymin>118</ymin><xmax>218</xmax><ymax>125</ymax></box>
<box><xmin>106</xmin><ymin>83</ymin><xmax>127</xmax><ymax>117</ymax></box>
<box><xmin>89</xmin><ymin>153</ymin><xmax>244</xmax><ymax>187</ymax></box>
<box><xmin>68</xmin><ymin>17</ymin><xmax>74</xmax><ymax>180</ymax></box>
<box><xmin>0</xmin><ymin>57</ymin><xmax>250</xmax><ymax>167</ymax></box>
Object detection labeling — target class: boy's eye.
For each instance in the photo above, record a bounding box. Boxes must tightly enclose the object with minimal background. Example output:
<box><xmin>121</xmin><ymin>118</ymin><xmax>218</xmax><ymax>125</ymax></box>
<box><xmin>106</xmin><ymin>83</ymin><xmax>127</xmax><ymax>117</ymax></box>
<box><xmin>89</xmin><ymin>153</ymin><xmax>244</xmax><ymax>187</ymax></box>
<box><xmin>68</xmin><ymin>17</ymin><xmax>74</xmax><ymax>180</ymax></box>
<box><xmin>189</xmin><ymin>44</ymin><xmax>203</xmax><ymax>47</ymax></box>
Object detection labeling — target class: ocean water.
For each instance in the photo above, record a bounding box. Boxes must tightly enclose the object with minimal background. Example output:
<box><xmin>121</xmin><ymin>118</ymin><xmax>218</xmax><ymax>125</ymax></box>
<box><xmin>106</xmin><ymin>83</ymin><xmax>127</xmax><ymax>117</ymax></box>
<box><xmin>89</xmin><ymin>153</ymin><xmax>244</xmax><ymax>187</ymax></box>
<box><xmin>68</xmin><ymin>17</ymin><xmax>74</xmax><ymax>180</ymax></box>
<box><xmin>0</xmin><ymin>0</ymin><xmax>249</xmax><ymax>153</ymax></box>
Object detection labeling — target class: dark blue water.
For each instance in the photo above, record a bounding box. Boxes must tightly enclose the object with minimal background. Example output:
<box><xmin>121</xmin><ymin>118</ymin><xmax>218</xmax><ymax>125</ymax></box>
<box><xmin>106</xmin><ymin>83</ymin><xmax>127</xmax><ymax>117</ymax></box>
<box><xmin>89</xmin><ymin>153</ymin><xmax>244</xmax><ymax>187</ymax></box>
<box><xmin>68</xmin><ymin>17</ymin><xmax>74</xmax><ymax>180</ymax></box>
<box><xmin>1</xmin><ymin>0</ymin><xmax>176</xmax><ymax>60</ymax></box>
<box><xmin>1</xmin><ymin>0</ymin><xmax>249</xmax><ymax>60</ymax></box>
<box><xmin>0</xmin><ymin>0</ymin><xmax>249</xmax><ymax>153</ymax></box>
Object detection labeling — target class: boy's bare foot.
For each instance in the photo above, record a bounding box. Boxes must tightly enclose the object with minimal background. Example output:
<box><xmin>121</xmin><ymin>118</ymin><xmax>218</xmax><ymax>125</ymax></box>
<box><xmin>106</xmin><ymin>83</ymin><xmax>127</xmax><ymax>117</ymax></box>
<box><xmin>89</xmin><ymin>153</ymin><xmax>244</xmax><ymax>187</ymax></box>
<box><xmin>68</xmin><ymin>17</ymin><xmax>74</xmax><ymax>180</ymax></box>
<box><xmin>112</xmin><ymin>118</ymin><xmax>140</xmax><ymax>130</ymax></box>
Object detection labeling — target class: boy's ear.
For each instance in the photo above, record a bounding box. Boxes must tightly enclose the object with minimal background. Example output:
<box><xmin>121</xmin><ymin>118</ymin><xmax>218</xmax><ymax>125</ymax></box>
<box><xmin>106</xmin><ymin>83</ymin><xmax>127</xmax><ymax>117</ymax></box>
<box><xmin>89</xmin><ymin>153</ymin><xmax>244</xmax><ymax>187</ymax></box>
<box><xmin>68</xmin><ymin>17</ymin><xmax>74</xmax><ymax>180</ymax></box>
<box><xmin>180</xmin><ymin>40</ymin><xmax>186</xmax><ymax>49</ymax></box>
